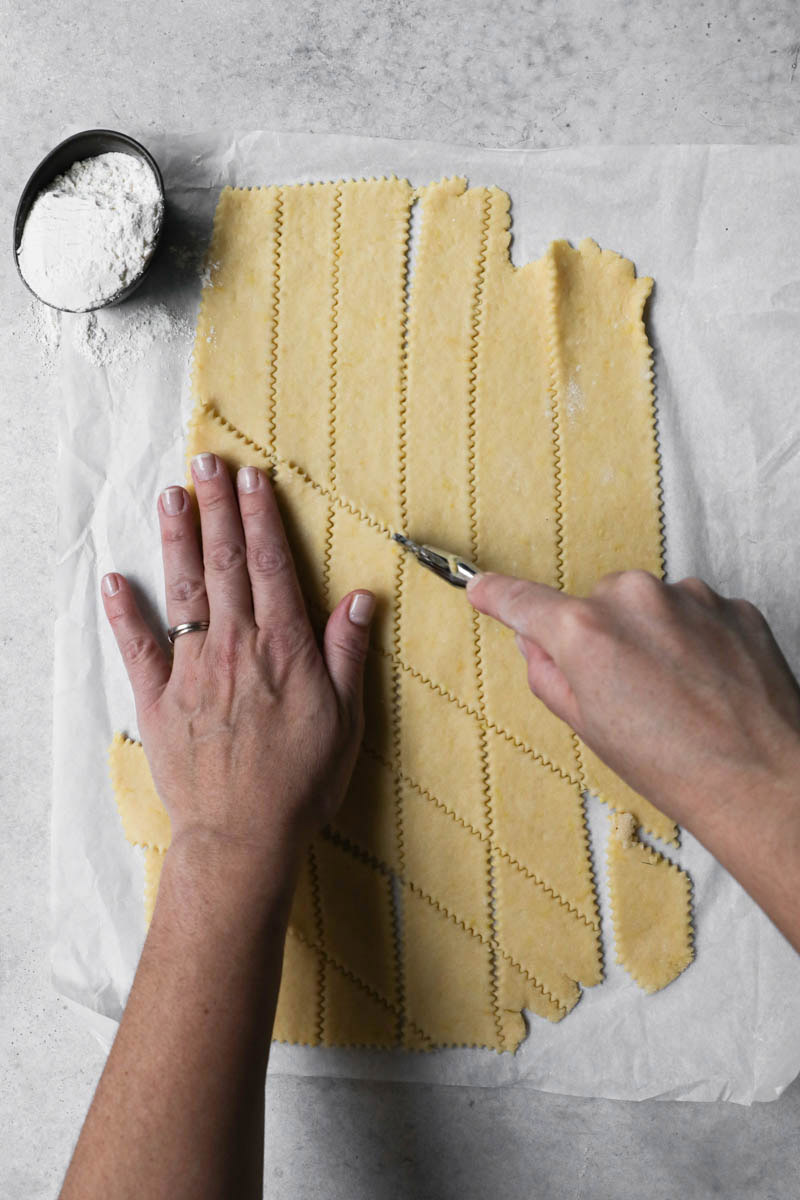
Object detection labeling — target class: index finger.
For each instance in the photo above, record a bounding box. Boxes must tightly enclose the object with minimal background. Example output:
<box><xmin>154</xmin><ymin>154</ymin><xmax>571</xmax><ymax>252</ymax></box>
<box><xmin>466</xmin><ymin>571</ymin><xmax>572</xmax><ymax>652</ymax></box>
<box><xmin>236</xmin><ymin>465</ymin><xmax>311</xmax><ymax>635</ymax></box>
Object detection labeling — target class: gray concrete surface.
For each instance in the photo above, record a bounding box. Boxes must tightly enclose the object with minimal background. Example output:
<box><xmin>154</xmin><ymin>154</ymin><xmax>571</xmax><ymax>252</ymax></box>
<box><xmin>2</xmin><ymin>2</ymin><xmax>800</xmax><ymax>1197</ymax></box>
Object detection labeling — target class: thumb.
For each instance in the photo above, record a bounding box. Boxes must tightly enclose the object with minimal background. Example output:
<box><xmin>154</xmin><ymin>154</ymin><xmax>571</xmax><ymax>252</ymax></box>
<box><xmin>323</xmin><ymin>590</ymin><xmax>374</xmax><ymax>722</ymax></box>
<box><xmin>514</xmin><ymin>633</ymin><xmax>580</xmax><ymax>730</ymax></box>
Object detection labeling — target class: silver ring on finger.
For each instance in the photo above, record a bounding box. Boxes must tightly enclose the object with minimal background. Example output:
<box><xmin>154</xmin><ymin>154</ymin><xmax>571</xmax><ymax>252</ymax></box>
<box><xmin>167</xmin><ymin>620</ymin><xmax>210</xmax><ymax>645</ymax></box>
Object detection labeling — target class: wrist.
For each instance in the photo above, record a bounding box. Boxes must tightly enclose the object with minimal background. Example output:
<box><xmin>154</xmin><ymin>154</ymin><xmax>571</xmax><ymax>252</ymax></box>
<box><xmin>665</xmin><ymin>729</ymin><xmax>800</xmax><ymax>829</ymax></box>
<box><xmin>689</xmin><ymin>748</ymin><xmax>800</xmax><ymax>951</ymax></box>
<box><xmin>679</xmin><ymin>739</ymin><xmax>800</xmax><ymax>859</ymax></box>
<box><xmin>162</xmin><ymin>826</ymin><xmax>304</xmax><ymax>923</ymax></box>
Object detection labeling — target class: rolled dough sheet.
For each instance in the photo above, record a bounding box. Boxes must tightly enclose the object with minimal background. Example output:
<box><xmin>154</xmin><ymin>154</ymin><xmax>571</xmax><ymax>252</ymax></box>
<box><xmin>109</xmin><ymin>175</ymin><xmax>693</xmax><ymax>1050</ymax></box>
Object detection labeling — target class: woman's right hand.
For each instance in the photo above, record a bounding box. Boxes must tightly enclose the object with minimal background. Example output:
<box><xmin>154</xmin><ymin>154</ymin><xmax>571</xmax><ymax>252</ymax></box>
<box><xmin>467</xmin><ymin>569</ymin><xmax>800</xmax><ymax>831</ymax></box>
<box><xmin>468</xmin><ymin>568</ymin><xmax>800</xmax><ymax>949</ymax></box>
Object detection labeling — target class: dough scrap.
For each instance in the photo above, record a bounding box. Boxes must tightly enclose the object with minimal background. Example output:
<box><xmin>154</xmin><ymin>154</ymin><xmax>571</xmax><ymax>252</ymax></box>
<box><xmin>143</xmin><ymin>848</ymin><xmax>165</xmax><ymax>926</ymax></box>
<box><xmin>607</xmin><ymin>813</ymin><xmax>694</xmax><ymax>992</ymax></box>
<box><xmin>109</xmin><ymin>732</ymin><xmax>171</xmax><ymax>851</ymax></box>
<box><xmin>109</xmin><ymin>176</ymin><xmax>693</xmax><ymax>1050</ymax></box>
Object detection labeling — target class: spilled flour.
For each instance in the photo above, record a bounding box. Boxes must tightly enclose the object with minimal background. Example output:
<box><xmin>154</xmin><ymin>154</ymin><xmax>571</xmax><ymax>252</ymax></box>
<box><xmin>24</xmin><ymin>298</ymin><xmax>194</xmax><ymax>370</ymax></box>
<box><xmin>70</xmin><ymin>303</ymin><xmax>194</xmax><ymax>367</ymax></box>
<box><xmin>27</xmin><ymin>301</ymin><xmax>62</xmax><ymax>373</ymax></box>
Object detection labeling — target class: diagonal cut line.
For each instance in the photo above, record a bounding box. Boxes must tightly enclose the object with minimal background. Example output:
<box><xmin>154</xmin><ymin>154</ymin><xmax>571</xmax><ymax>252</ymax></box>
<box><xmin>198</xmin><ymin>398</ymin><xmax>585</xmax><ymax>787</ymax></box>
<box><xmin>287</xmin><ymin>927</ymin><xmax>435</xmax><ymax>1047</ymax></box>
<box><xmin>322</xmin><ymin>809</ymin><xmax>577</xmax><ymax>1015</ymax></box>
<box><xmin>357</xmin><ymin>740</ymin><xmax>599</xmax><ymax>930</ymax></box>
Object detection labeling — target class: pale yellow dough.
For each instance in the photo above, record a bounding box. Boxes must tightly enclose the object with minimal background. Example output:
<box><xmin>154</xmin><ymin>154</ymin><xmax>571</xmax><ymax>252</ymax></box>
<box><xmin>109</xmin><ymin>732</ymin><xmax>170</xmax><ymax>851</ymax></box>
<box><xmin>109</xmin><ymin>176</ymin><xmax>693</xmax><ymax>1051</ymax></box>
<box><xmin>143</xmin><ymin>848</ymin><xmax>165</xmax><ymax>926</ymax></box>
<box><xmin>608</xmin><ymin>813</ymin><xmax>694</xmax><ymax>993</ymax></box>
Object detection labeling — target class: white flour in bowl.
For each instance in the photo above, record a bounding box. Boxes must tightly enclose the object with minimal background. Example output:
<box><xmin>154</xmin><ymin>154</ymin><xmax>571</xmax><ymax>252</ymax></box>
<box><xmin>17</xmin><ymin>152</ymin><xmax>163</xmax><ymax>312</ymax></box>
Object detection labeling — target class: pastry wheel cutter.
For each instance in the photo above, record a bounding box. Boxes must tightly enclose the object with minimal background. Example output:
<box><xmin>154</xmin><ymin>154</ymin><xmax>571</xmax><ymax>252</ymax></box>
<box><xmin>392</xmin><ymin>533</ymin><xmax>481</xmax><ymax>588</ymax></box>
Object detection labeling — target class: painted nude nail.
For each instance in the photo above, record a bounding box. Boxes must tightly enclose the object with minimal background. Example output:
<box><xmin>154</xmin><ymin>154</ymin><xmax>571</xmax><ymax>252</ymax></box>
<box><xmin>192</xmin><ymin>452</ymin><xmax>217</xmax><ymax>480</ymax></box>
<box><xmin>238</xmin><ymin>466</ymin><xmax>260</xmax><ymax>493</ymax></box>
<box><xmin>102</xmin><ymin>573</ymin><xmax>120</xmax><ymax>597</ymax></box>
<box><xmin>161</xmin><ymin>486</ymin><xmax>185</xmax><ymax>515</ymax></box>
<box><xmin>348</xmin><ymin>592</ymin><xmax>375</xmax><ymax>627</ymax></box>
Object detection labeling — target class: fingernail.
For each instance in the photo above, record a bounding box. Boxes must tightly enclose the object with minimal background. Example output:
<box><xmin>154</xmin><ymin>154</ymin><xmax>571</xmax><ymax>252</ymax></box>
<box><xmin>192</xmin><ymin>453</ymin><xmax>217</xmax><ymax>481</ymax></box>
<box><xmin>466</xmin><ymin>570</ymin><xmax>483</xmax><ymax>592</ymax></box>
<box><xmin>514</xmin><ymin>632</ymin><xmax>527</xmax><ymax>656</ymax></box>
<box><xmin>349</xmin><ymin>592</ymin><xmax>375</xmax><ymax>627</ymax></box>
<box><xmin>238</xmin><ymin>466</ymin><xmax>260</xmax><ymax>493</ymax></box>
<box><xmin>161</xmin><ymin>486</ymin><xmax>185</xmax><ymax>515</ymax></box>
<box><xmin>102</xmin><ymin>572</ymin><xmax>120</xmax><ymax>597</ymax></box>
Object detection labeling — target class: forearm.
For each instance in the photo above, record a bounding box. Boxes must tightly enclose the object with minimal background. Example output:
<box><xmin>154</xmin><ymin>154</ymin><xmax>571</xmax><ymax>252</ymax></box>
<box><xmin>678</xmin><ymin>760</ymin><xmax>800</xmax><ymax>953</ymax></box>
<box><xmin>60</xmin><ymin>831</ymin><xmax>301</xmax><ymax>1200</ymax></box>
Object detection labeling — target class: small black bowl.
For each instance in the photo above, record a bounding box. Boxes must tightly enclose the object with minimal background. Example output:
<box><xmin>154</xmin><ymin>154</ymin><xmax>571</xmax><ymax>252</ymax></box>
<box><xmin>13</xmin><ymin>129</ymin><xmax>165</xmax><ymax>312</ymax></box>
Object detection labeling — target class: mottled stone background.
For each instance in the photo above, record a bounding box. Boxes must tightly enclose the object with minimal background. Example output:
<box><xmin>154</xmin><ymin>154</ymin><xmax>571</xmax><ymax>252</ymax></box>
<box><xmin>2</xmin><ymin>2</ymin><xmax>799</xmax><ymax>1196</ymax></box>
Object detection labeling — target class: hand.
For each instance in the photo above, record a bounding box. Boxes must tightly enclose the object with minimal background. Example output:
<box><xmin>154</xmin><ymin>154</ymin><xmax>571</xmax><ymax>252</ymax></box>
<box><xmin>467</xmin><ymin>569</ymin><xmax>800</xmax><ymax>828</ymax></box>
<box><xmin>101</xmin><ymin>452</ymin><xmax>374</xmax><ymax>863</ymax></box>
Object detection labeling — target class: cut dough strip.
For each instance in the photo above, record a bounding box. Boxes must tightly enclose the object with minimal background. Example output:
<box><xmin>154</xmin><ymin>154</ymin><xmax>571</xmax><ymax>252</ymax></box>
<box><xmin>607</xmin><ymin>812</ymin><xmax>694</xmax><ymax>993</ymax></box>
<box><xmin>543</xmin><ymin>237</ymin><xmax>676</xmax><ymax>846</ymax></box>
<box><xmin>109</xmin><ymin>732</ymin><xmax>171</xmax><ymax>852</ymax></box>
<box><xmin>143</xmin><ymin>848</ymin><xmax>165</xmax><ymax>926</ymax></box>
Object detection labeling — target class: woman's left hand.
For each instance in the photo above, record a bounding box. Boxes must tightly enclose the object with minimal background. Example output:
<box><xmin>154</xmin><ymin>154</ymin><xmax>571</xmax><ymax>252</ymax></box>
<box><xmin>101</xmin><ymin>452</ymin><xmax>374</xmax><ymax>864</ymax></box>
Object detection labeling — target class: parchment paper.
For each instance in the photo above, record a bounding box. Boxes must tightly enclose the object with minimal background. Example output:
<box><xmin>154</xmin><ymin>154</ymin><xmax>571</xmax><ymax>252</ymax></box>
<box><xmin>50</xmin><ymin>134</ymin><xmax>800</xmax><ymax>1103</ymax></box>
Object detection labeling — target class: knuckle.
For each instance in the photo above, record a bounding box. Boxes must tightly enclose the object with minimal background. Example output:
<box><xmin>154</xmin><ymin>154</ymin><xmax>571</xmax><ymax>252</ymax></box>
<box><xmin>107</xmin><ymin>606</ymin><xmax>130</xmax><ymax>629</ymax></box>
<box><xmin>161</xmin><ymin>523</ymin><xmax>188</xmax><ymax>546</ymax></box>
<box><xmin>503</xmin><ymin>578</ymin><xmax>535</xmax><ymax>624</ymax></box>
<box><xmin>560</xmin><ymin>598</ymin><xmax>603</xmax><ymax>641</ymax></box>
<box><xmin>262</xmin><ymin>622</ymin><xmax>315</xmax><ymax>667</ymax></box>
<box><xmin>733</xmin><ymin>597</ymin><xmax>764</xmax><ymax>624</ymax></box>
<box><xmin>593</xmin><ymin>570</ymin><xmax>625</xmax><ymax>594</ymax></box>
<box><xmin>198</xmin><ymin>487</ymin><xmax>229</xmax><ymax>513</ymax></box>
<box><xmin>208</xmin><ymin>628</ymin><xmax>244</xmax><ymax>674</ymax></box>
<box><xmin>506</xmin><ymin>578</ymin><xmax>532</xmax><ymax>606</ymax></box>
<box><xmin>596</xmin><ymin>569</ymin><xmax>665</xmax><ymax>615</ymax></box>
<box><xmin>168</xmin><ymin>575</ymin><xmax>207</xmax><ymax>605</ymax></box>
<box><xmin>615</xmin><ymin>569</ymin><xmax>661</xmax><ymax>600</ymax></box>
<box><xmin>332</xmin><ymin>634</ymin><xmax>367</xmax><ymax>669</ymax></box>
<box><xmin>205</xmin><ymin>540</ymin><xmax>246</xmax><ymax>574</ymax></box>
<box><xmin>678</xmin><ymin>576</ymin><xmax>720</xmax><ymax>607</ymax></box>
<box><xmin>247</xmin><ymin>539</ymin><xmax>289</xmax><ymax>578</ymax></box>
<box><xmin>122</xmin><ymin>634</ymin><xmax>157</xmax><ymax>667</ymax></box>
